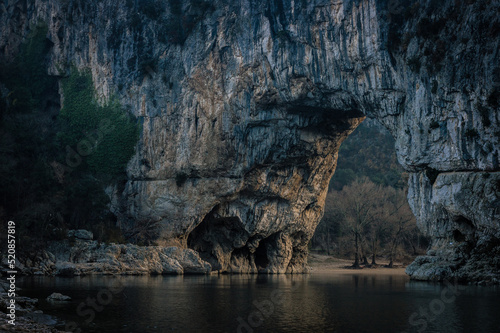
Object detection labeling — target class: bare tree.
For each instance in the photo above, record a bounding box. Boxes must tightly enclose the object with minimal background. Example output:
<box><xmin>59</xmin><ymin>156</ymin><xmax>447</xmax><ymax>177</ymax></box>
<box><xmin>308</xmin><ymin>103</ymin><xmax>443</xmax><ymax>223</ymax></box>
<box><xmin>383</xmin><ymin>186</ymin><xmax>416</xmax><ymax>267</ymax></box>
<box><xmin>367</xmin><ymin>213</ymin><xmax>387</xmax><ymax>266</ymax></box>
<box><xmin>331</xmin><ymin>178</ymin><xmax>380</xmax><ymax>268</ymax></box>
<box><xmin>319</xmin><ymin>178</ymin><xmax>419</xmax><ymax>268</ymax></box>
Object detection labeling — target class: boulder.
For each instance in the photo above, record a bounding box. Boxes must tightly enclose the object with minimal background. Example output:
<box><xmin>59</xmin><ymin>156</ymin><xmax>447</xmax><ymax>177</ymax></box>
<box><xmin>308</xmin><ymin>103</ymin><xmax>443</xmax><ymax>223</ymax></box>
<box><xmin>67</xmin><ymin>229</ymin><xmax>93</xmax><ymax>241</ymax></box>
<box><xmin>46</xmin><ymin>293</ymin><xmax>71</xmax><ymax>302</ymax></box>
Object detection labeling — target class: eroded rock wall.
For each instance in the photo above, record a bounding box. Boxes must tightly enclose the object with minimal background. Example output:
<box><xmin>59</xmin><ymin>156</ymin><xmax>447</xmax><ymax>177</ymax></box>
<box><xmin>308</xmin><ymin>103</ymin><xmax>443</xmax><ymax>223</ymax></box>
<box><xmin>1</xmin><ymin>0</ymin><xmax>498</xmax><ymax>279</ymax></box>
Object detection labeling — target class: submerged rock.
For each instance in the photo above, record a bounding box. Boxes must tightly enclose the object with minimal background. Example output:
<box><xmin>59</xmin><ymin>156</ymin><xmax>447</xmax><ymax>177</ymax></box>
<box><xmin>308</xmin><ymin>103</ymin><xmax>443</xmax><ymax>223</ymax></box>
<box><xmin>46</xmin><ymin>293</ymin><xmax>71</xmax><ymax>302</ymax></box>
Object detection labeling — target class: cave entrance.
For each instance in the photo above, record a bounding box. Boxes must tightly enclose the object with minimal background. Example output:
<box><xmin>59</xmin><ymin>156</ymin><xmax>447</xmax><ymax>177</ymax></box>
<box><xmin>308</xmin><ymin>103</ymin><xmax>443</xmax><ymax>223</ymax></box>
<box><xmin>187</xmin><ymin>205</ymin><xmax>251</xmax><ymax>272</ymax></box>
<box><xmin>254</xmin><ymin>236</ymin><xmax>271</xmax><ymax>269</ymax></box>
<box><xmin>310</xmin><ymin>119</ymin><xmax>429</xmax><ymax>266</ymax></box>
<box><xmin>188</xmin><ymin>205</ymin><xmax>283</xmax><ymax>272</ymax></box>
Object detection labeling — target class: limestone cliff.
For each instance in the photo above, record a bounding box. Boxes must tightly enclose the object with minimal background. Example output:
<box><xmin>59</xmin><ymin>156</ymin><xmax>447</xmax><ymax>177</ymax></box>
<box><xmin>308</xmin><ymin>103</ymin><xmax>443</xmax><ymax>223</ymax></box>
<box><xmin>0</xmin><ymin>0</ymin><xmax>498</xmax><ymax>280</ymax></box>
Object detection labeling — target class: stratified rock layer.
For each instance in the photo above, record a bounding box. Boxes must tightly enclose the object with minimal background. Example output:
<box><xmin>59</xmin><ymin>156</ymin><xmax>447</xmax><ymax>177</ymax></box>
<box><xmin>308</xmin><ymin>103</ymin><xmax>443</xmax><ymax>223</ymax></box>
<box><xmin>0</xmin><ymin>0</ymin><xmax>498</xmax><ymax>279</ymax></box>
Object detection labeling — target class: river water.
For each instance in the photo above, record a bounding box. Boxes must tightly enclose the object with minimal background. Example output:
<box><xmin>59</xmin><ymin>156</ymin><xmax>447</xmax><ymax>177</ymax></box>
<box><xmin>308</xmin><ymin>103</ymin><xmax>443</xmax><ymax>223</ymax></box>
<box><xmin>18</xmin><ymin>273</ymin><xmax>500</xmax><ymax>333</ymax></box>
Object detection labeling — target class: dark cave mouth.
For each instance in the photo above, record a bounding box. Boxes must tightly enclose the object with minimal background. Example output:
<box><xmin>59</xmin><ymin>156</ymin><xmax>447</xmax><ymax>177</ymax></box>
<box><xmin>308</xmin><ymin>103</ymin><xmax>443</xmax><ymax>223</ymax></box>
<box><xmin>187</xmin><ymin>206</ymin><xmax>282</xmax><ymax>272</ymax></box>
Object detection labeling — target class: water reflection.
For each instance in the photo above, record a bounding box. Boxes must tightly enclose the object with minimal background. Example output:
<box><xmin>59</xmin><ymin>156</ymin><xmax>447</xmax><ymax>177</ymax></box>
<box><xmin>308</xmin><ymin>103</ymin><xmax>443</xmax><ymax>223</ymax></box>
<box><xmin>18</xmin><ymin>273</ymin><xmax>500</xmax><ymax>333</ymax></box>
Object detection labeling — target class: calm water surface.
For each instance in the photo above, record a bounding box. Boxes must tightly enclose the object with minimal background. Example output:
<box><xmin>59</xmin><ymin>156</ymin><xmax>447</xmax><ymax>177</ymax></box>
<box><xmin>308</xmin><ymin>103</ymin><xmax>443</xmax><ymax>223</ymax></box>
<box><xmin>18</xmin><ymin>273</ymin><xmax>500</xmax><ymax>333</ymax></box>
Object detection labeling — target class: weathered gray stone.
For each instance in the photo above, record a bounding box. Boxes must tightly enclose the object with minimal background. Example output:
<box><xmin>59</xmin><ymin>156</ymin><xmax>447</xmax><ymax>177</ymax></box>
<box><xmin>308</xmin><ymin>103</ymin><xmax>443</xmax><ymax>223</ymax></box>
<box><xmin>31</xmin><ymin>241</ymin><xmax>210</xmax><ymax>276</ymax></box>
<box><xmin>406</xmin><ymin>172</ymin><xmax>500</xmax><ymax>283</ymax></box>
<box><xmin>54</xmin><ymin>262</ymin><xmax>80</xmax><ymax>277</ymax></box>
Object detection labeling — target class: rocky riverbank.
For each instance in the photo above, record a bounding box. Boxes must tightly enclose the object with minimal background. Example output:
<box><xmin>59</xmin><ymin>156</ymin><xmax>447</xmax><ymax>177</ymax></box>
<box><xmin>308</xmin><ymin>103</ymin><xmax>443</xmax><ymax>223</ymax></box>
<box><xmin>2</xmin><ymin>230</ymin><xmax>211</xmax><ymax>277</ymax></box>
<box><xmin>405</xmin><ymin>237</ymin><xmax>500</xmax><ymax>286</ymax></box>
<box><xmin>0</xmin><ymin>229</ymin><xmax>214</xmax><ymax>331</ymax></box>
<box><xmin>0</xmin><ymin>281</ymin><xmax>66</xmax><ymax>332</ymax></box>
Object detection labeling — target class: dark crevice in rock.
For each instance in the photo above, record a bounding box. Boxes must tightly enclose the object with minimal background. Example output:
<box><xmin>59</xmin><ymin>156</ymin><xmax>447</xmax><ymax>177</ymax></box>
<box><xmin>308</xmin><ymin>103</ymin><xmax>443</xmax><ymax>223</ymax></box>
<box><xmin>453</xmin><ymin>229</ymin><xmax>466</xmax><ymax>243</ymax></box>
<box><xmin>453</xmin><ymin>215</ymin><xmax>474</xmax><ymax>229</ymax></box>
<box><xmin>254</xmin><ymin>235</ymin><xmax>272</xmax><ymax>270</ymax></box>
<box><xmin>425</xmin><ymin>167</ymin><xmax>440</xmax><ymax>185</ymax></box>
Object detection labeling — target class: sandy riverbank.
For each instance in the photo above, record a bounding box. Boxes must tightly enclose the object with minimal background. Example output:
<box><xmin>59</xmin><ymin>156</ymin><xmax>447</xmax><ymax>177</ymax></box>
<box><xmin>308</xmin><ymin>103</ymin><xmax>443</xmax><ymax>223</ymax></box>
<box><xmin>308</xmin><ymin>253</ymin><xmax>408</xmax><ymax>275</ymax></box>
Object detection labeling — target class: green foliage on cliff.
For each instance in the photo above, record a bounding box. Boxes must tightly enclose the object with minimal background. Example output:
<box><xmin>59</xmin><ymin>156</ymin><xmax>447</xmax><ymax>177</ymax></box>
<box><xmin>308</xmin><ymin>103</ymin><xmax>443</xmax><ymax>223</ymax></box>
<box><xmin>0</xmin><ymin>23</ymin><xmax>61</xmax><ymax>242</ymax></box>
<box><xmin>59</xmin><ymin>68</ymin><xmax>139</xmax><ymax>176</ymax></box>
<box><xmin>0</xmin><ymin>23</ymin><xmax>57</xmax><ymax>230</ymax></box>
<box><xmin>0</xmin><ymin>24</ymin><xmax>137</xmax><ymax>246</ymax></box>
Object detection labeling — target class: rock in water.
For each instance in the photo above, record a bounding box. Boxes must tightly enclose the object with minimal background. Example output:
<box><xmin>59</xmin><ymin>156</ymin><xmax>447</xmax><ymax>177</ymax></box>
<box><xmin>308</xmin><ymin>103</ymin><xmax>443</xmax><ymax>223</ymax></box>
<box><xmin>0</xmin><ymin>0</ymin><xmax>498</xmax><ymax>280</ymax></box>
<box><xmin>46</xmin><ymin>293</ymin><xmax>71</xmax><ymax>302</ymax></box>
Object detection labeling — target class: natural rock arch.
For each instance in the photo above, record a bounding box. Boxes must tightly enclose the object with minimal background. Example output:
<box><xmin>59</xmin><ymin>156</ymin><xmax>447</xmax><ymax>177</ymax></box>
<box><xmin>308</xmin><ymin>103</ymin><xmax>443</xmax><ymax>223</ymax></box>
<box><xmin>2</xmin><ymin>0</ymin><xmax>498</xmax><ymax>280</ymax></box>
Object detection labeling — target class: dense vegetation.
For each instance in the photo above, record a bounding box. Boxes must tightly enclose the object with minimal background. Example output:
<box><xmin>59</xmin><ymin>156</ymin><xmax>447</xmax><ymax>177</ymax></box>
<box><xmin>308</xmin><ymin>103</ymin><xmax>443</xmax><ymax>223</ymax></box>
<box><xmin>58</xmin><ymin>69</ymin><xmax>139</xmax><ymax>177</ymax></box>
<box><xmin>0</xmin><ymin>23</ymin><xmax>138</xmax><ymax>249</ymax></box>
<box><xmin>313</xmin><ymin>121</ymin><xmax>429</xmax><ymax>265</ymax></box>
<box><xmin>329</xmin><ymin>120</ymin><xmax>406</xmax><ymax>191</ymax></box>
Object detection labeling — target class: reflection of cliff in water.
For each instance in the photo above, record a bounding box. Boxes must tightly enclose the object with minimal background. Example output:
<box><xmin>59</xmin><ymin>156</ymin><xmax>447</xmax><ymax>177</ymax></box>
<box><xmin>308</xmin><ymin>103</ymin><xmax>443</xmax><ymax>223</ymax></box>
<box><xmin>17</xmin><ymin>274</ymin><xmax>500</xmax><ymax>332</ymax></box>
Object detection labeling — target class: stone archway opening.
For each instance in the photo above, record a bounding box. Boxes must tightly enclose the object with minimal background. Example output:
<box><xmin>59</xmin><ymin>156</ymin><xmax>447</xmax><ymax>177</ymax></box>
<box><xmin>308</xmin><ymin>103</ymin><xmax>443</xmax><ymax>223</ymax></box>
<box><xmin>310</xmin><ymin>119</ymin><xmax>430</xmax><ymax>267</ymax></box>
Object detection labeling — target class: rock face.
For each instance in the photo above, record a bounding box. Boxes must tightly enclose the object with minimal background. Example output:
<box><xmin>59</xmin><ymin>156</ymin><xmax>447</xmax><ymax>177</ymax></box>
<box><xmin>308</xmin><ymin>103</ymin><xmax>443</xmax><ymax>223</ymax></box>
<box><xmin>405</xmin><ymin>172</ymin><xmax>500</xmax><ymax>283</ymax></box>
<box><xmin>12</xmin><ymin>238</ymin><xmax>212</xmax><ymax>276</ymax></box>
<box><xmin>0</xmin><ymin>0</ymin><xmax>498</xmax><ymax>279</ymax></box>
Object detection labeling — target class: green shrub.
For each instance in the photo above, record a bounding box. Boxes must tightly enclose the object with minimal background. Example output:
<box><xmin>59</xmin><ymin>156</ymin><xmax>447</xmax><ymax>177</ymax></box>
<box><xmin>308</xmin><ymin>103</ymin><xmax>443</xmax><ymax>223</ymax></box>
<box><xmin>0</xmin><ymin>23</ymin><xmax>137</xmax><ymax>247</ymax></box>
<box><xmin>0</xmin><ymin>22</ymin><xmax>62</xmax><ymax>241</ymax></box>
<box><xmin>1</xmin><ymin>22</ymin><xmax>57</xmax><ymax>114</ymax></box>
<box><xmin>64</xmin><ymin>174</ymin><xmax>111</xmax><ymax>228</ymax></box>
<box><xmin>59</xmin><ymin>68</ymin><xmax>139</xmax><ymax>176</ymax></box>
